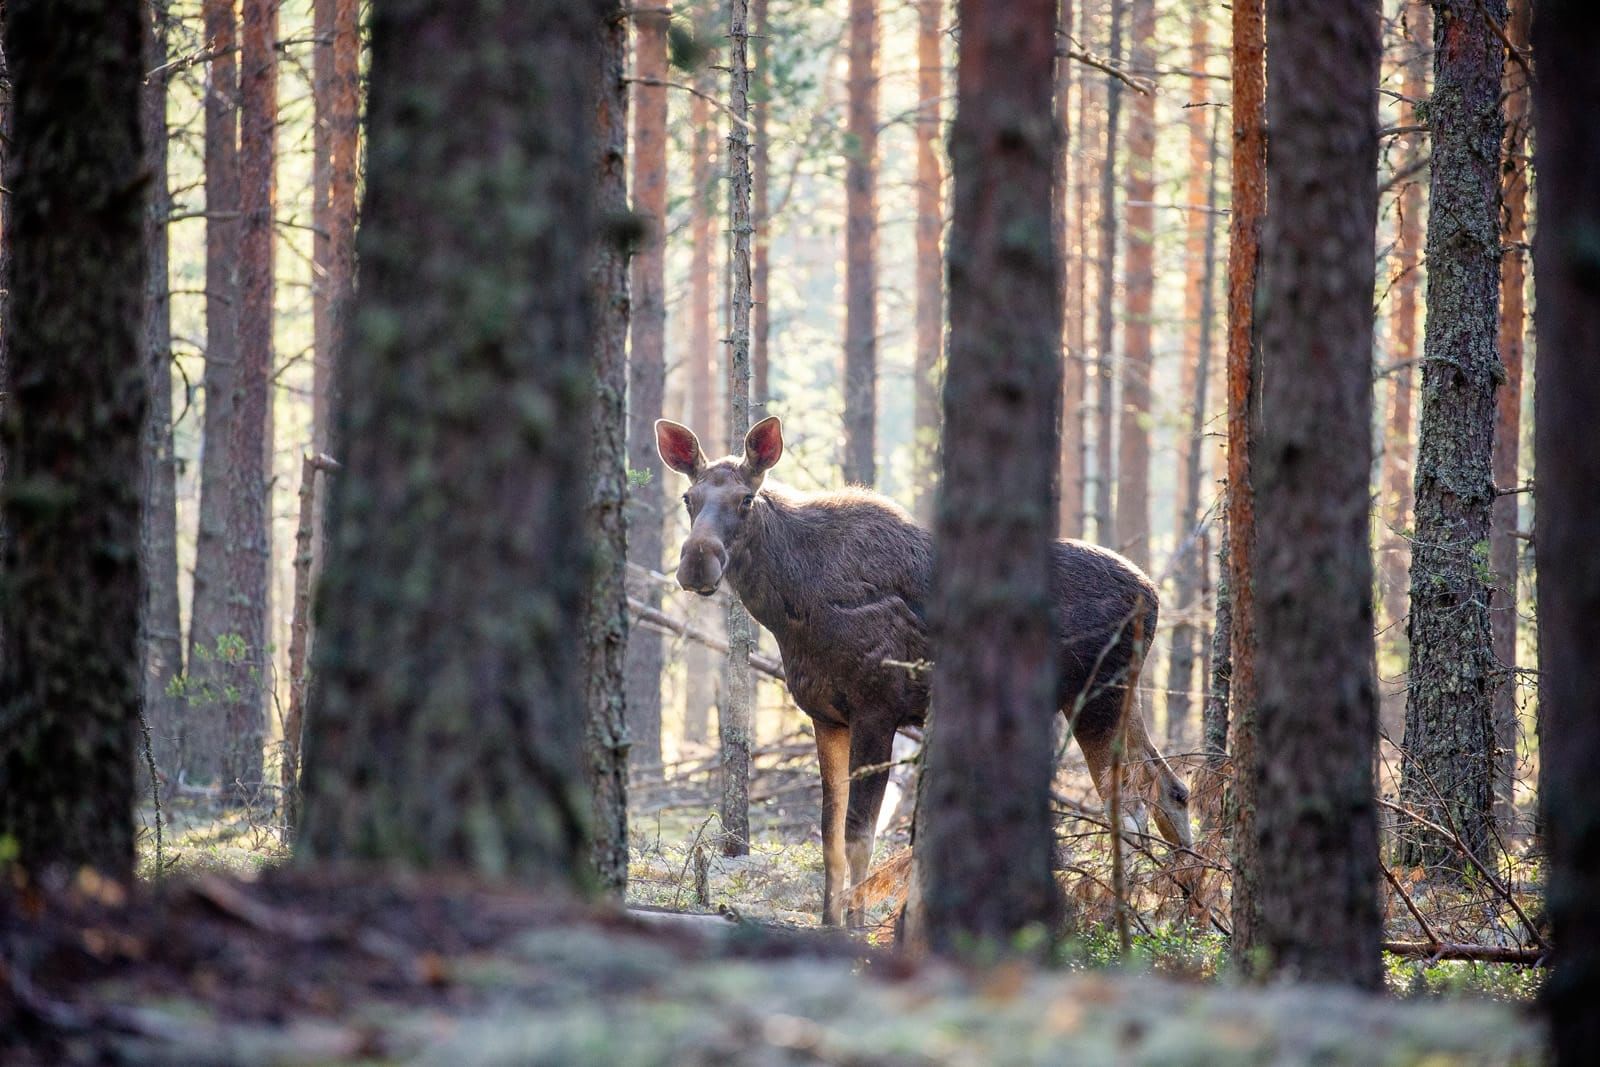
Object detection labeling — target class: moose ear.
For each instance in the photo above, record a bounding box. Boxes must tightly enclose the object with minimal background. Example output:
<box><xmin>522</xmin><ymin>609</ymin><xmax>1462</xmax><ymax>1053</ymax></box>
<box><xmin>656</xmin><ymin>419</ymin><xmax>706</xmax><ymax>478</ymax></box>
<box><xmin>743</xmin><ymin>416</ymin><xmax>784</xmax><ymax>475</ymax></box>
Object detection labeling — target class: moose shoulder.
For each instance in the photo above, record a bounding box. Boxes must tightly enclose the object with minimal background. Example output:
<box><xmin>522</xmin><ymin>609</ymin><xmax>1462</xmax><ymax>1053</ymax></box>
<box><xmin>657</xmin><ymin>416</ymin><xmax>1191</xmax><ymax>927</ymax></box>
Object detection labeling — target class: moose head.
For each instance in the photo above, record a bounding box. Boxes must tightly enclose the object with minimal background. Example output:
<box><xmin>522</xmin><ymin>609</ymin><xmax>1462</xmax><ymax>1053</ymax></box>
<box><xmin>656</xmin><ymin>416</ymin><xmax>784</xmax><ymax>596</ymax></box>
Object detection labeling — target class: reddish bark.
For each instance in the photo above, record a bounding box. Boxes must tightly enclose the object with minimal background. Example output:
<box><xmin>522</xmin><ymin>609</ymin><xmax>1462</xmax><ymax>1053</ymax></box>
<box><xmin>912</xmin><ymin>0</ymin><xmax>944</xmax><ymax>525</ymax></box>
<box><xmin>1115</xmin><ymin>0</ymin><xmax>1155</xmax><ymax>569</ymax></box>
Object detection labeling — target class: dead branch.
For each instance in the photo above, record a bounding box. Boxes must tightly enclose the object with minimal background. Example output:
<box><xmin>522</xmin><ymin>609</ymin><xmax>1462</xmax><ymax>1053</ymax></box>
<box><xmin>1382</xmin><ymin>941</ymin><xmax>1548</xmax><ymax>966</ymax></box>
<box><xmin>628</xmin><ymin>596</ymin><xmax>785</xmax><ymax>680</ymax></box>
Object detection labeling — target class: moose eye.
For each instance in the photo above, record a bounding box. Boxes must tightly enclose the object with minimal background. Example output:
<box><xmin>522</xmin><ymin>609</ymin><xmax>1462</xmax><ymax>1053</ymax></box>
<box><xmin>739</xmin><ymin>494</ymin><xmax>756</xmax><ymax>512</ymax></box>
<box><xmin>682</xmin><ymin>493</ymin><xmax>692</xmax><ymax>513</ymax></box>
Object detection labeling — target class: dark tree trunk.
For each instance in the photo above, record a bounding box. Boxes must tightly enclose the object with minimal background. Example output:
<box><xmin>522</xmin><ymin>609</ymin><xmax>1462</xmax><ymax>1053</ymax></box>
<box><xmin>1534</xmin><ymin>4</ymin><xmax>1600</xmax><ymax>1059</ymax></box>
<box><xmin>1226</xmin><ymin>0</ymin><xmax>1266</xmax><ymax>969</ymax></box>
<box><xmin>842</xmin><ymin>0</ymin><xmax>877</xmax><ymax>487</ymax></box>
<box><xmin>1092</xmin><ymin>0</ymin><xmax>1123</xmax><ymax>548</ymax></box>
<box><xmin>1253</xmin><ymin>0</ymin><xmax>1382</xmax><ymax>988</ymax></box>
<box><xmin>313</xmin><ymin>0</ymin><xmax>333</xmax><ymax>451</ymax></box>
<box><xmin>626</xmin><ymin>5</ymin><xmax>668</xmax><ymax>769</ymax></box>
<box><xmin>585</xmin><ymin>0</ymin><xmax>631</xmax><ymax>897</ymax></box>
<box><xmin>722</xmin><ymin>0</ymin><xmax>755</xmax><ymax>857</ymax></box>
<box><xmin>297</xmin><ymin>0</ymin><xmax>600</xmax><ymax>888</ymax></box>
<box><xmin>1489</xmin><ymin>0</ymin><xmax>1530</xmax><ymax>832</ymax></box>
<box><xmin>142</xmin><ymin>0</ymin><xmax>184</xmax><ymax>785</ymax></box>
<box><xmin>0</xmin><ymin>0</ymin><xmax>146</xmax><ymax>879</ymax></box>
<box><xmin>186</xmin><ymin>0</ymin><xmax>241</xmax><ymax>785</ymax></box>
<box><xmin>1115</xmin><ymin>0</ymin><xmax>1154</xmax><ymax>569</ymax></box>
<box><xmin>1053</xmin><ymin>0</ymin><xmax>1075</xmax><ymax>539</ymax></box>
<box><xmin>1399</xmin><ymin>0</ymin><xmax>1505</xmax><ymax>878</ymax></box>
<box><xmin>917</xmin><ymin>0</ymin><xmax>1064</xmax><ymax>956</ymax></box>
<box><xmin>1197</xmin><ymin>512</ymin><xmax>1231</xmax><ymax>829</ymax></box>
<box><xmin>0</xmin><ymin>31</ymin><xmax>9</xmax><ymax>665</ymax></box>
<box><xmin>912</xmin><ymin>0</ymin><xmax>943</xmax><ymax>526</ymax></box>
<box><xmin>312</xmin><ymin>0</ymin><xmax>359</xmax><ymax>454</ymax></box>
<box><xmin>1166</xmin><ymin>103</ymin><xmax>1221</xmax><ymax>748</ymax></box>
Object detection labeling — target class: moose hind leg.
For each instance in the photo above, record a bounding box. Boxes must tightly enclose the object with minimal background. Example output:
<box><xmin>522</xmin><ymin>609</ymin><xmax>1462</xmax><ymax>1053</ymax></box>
<box><xmin>843</xmin><ymin>722</ymin><xmax>896</xmax><ymax>927</ymax></box>
<box><xmin>815</xmin><ymin>722</ymin><xmax>851</xmax><ymax>926</ymax></box>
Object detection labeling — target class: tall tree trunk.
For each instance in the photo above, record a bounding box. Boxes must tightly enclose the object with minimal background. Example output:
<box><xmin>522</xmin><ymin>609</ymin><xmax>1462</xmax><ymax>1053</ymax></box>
<box><xmin>1399</xmin><ymin>0</ymin><xmax>1505</xmax><ymax>878</ymax></box>
<box><xmin>0</xmin><ymin>24</ymin><xmax>11</xmax><ymax>671</ymax></box>
<box><xmin>912</xmin><ymin>0</ymin><xmax>944</xmax><ymax>526</ymax></box>
<box><xmin>842</xmin><ymin>0</ymin><xmax>877</xmax><ymax>486</ymax></box>
<box><xmin>1115</xmin><ymin>0</ymin><xmax>1154</xmax><ymax>569</ymax></box>
<box><xmin>1253</xmin><ymin>0</ymin><xmax>1382</xmax><ymax>988</ymax></box>
<box><xmin>1092</xmin><ymin>0</ymin><xmax>1124</xmax><ymax>547</ymax></box>
<box><xmin>1198</xmin><ymin>512</ymin><xmax>1231</xmax><ymax>828</ymax></box>
<box><xmin>142</xmin><ymin>0</ymin><xmax>184</xmax><ymax>785</ymax></box>
<box><xmin>585</xmin><ymin>0</ymin><xmax>631</xmax><ymax>897</ymax></box>
<box><xmin>1533</xmin><ymin>4</ymin><xmax>1600</xmax><ymax>1057</ymax></box>
<box><xmin>187</xmin><ymin>0</ymin><xmax>241</xmax><ymax>785</ymax></box>
<box><xmin>219</xmin><ymin>0</ymin><xmax>277</xmax><ymax>802</ymax></box>
<box><xmin>1055</xmin><ymin>0</ymin><xmax>1081</xmax><ymax>539</ymax></box>
<box><xmin>1226</xmin><ymin>0</ymin><xmax>1266</xmax><ymax>969</ymax></box>
<box><xmin>1067</xmin><ymin>0</ymin><xmax>1098</xmax><ymax>543</ymax></box>
<box><xmin>918</xmin><ymin>0</ymin><xmax>1064</xmax><ymax>956</ymax></box>
<box><xmin>722</xmin><ymin>0</ymin><xmax>755</xmax><ymax>857</ymax></box>
<box><xmin>0</xmin><ymin>0</ymin><xmax>146</xmax><ymax>879</ymax></box>
<box><xmin>752</xmin><ymin>0</ymin><xmax>770</xmax><ymax>411</ymax></box>
<box><xmin>1489</xmin><ymin>0</ymin><xmax>1530</xmax><ymax>833</ymax></box>
<box><xmin>312</xmin><ymin>0</ymin><xmax>333</xmax><ymax>452</ymax></box>
<box><xmin>626</xmin><ymin>5</ymin><xmax>669</xmax><ymax>768</ymax></box>
<box><xmin>298</xmin><ymin>0</ymin><xmax>601</xmax><ymax>887</ymax></box>
<box><xmin>1166</xmin><ymin>103</ymin><xmax>1221</xmax><ymax>748</ymax></box>
<box><xmin>1381</xmin><ymin>1</ymin><xmax>1428</xmax><ymax>654</ymax></box>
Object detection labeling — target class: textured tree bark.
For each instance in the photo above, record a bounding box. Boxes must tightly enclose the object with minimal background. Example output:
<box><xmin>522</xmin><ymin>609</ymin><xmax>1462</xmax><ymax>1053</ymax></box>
<box><xmin>0</xmin><ymin>0</ymin><xmax>146</xmax><ymax>878</ymax></box>
<box><xmin>722</xmin><ymin>0</ymin><xmax>755</xmax><ymax>858</ymax></box>
<box><xmin>186</xmin><ymin>0</ymin><xmax>241</xmax><ymax>784</ymax></box>
<box><xmin>281</xmin><ymin>453</ymin><xmax>335</xmax><ymax>842</ymax></box>
<box><xmin>141</xmin><ymin>0</ymin><xmax>185</xmax><ymax>786</ymax></box>
<box><xmin>214</xmin><ymin>0</ymin><xmax>277</xmax><ymax>803</ymax></box>
<box><xmin>1092</xmin><ymin>0</ymin><xmax>1123</xmax><ymax>548</ymax></box>
<box><xmin>1166</xmin><ymin>102</ymin><xmax>1221</xmax><ymax>748</ymax></box>
<box><xmin>312</xmin><ymin>0</ymin><xmax>332</xmax><ymax>450</ymax></box>
<box><xmin>1115</xmin><ymin>0</ymin><xmax>1154</xmax><ymax>570</ymax></box>
<box><xmin>843</xmin><ymin>0</ymin><xmax>878</xmax><ymax>487</ymax></box>
<box><xmin>917</xmin><ymin>0</ymin><xmax>1064</xmax><ymax>956</ymax></box>
<box><xmin>1399</xmin><ymin>0</ymin><xmax>1505</xmax><ymax>878</ymax></box>
<box><xmin>297</xmin><ymin>0</ymin><xmax>601</xmax><ymax>888</ymax></box>
<box><xmin>1198</xmin><ymin>513</ymin><xmax>1231</xmax><ymax>829</ymax></box>
<box><xmin>911</xmin><ymin>0</ymin><xmax>944</xmax><ymax>527</ymax></box>
<box><xmin>752</xmin><ymin>0</ymin><xmax>770</xmax><ymax>411</ymax></box>
<box><xmin>585</xmin><ymin>0</ymin><xmax>632</xmax><ymax>894</ymax></box>
<box><xmin>1380</xmin><ymin>1</ymin><xmax>1428</xmax><ymax>655</ymax></box>
<box><xmin>1054</xmin><ymin>0</ymin><xmax>1079</xmax><ymax>540</ymax></box>
<box><xmin>1226</xmin><ymin>0</ymin><xmax>1266</xmax><ymax>970</ymax></box>
<box><xmin>1489</xmin><ymin>0</ymin><xmax>1531</xmax><ymax>832</ymax></box>
<box><xmin>1068</xmin><ymin>4</ymin><xmax>1099</xmax><ymax>543</ymax></box>
<box><xmin>626</xmin><ymin>5</ymin><xmax>669</xmax><ymax>769</ymax></box>
<box><xmin>1533</xmin><ymin>4</ymin><xmax>1600</xmax><ymax>1057</ymax></box>
<box><xmin>1253</xmin><ymin>0</ymin><xmax>1382</xmax><ymax>988</ymax></box>
<box><xmin>312</xmin><ymin>0</ymin><xmax>359</xmax><ymax>457</ymax></box>
<box><xmin>0</xmin><ymin>29</ymin><xmax>10</xmax><ymax>669</ymax></box>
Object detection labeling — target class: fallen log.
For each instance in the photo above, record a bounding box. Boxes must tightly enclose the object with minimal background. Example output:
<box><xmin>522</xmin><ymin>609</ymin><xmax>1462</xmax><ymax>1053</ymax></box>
<box><xmin>1380</xmin><ymin>941</ymin><xmax>1549</xmax><ymax>966</ymax></box>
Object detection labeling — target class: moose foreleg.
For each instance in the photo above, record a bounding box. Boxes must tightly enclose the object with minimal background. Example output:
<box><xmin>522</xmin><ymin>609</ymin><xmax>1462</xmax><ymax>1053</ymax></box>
<box><xmin>844</xmin><ymin>724</ymin><xmax>896</xmax><ymax>927</ymax></box>
<box><xmin>815</xmin><ymin>722</ymin><xmax>851</xmax><ymax>926</ymax></box>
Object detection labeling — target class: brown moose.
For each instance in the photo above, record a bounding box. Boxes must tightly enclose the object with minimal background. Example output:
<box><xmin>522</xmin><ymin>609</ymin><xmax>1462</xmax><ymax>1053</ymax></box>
<box><xmin>657</xmin><ymin>415</ymin><xmax>1191</xmax><ymax>926</ymax></box>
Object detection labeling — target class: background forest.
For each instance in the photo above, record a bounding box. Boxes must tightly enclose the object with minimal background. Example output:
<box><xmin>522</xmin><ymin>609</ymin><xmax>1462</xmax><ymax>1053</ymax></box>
<box><xmin>1</xmin><ymin>0</ymin><xmax>1596</xmax><ymax>1063</ymax></box>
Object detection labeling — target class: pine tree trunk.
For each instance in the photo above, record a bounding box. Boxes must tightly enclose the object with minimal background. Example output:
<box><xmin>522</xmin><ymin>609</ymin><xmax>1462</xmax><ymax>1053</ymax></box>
<box><xmin>312</xmin><ymin>0</ymin><xmax>332</xmax><ymax>452</ymax></box>
<box><xmin>1055</xmin><ymin>0</ymin><xmax>1081</xmax><ymax>540</ymax></box>
<box><xmin>297</xmin><ymin>0</ymin><xmax>601</xmax><ymax>886</ymax></box>
<box><xmin>626</xmin><ymin>5</ymin><xmax>669</xmax><ymax>769</ymax></box>
<box><xmin>843</xmin><ymin>0</ymin><xmax>878</xmax><ymax>486</ymax></box>
<box><xmin>1198</xmin><ymin>512</ymin><xmax>1231</xmax><ymax>829</ymax></box>
<box><xmin>1489</xmin><ymin>0</ymin><xmax>1530</xmax><ymax>833</ymax></box>
<box><xmin>1252</xmin><ymin>0</ymin><xmax>1382</xmax><ymax>988</ymax></box>
<box><xmin>1381</xmin><ymin>1</ymin><xmax>1428</xmax><ymax>655</ymax></box>
<box><xmin>219</xmin><ymin>0</ymin><xmax>277</xmax><ymax>803</ymax></box>
<box><xmin>584</xmin><ymin>0</ymin><xmax>631</xmax><ymax>897</ymax></box>
<box><xmin>918</xmin><ymin>0</ymin><xmax>1064</xmax><ymax>956</ymax></box>
<box><xmin>685</xmin><ymin>71</ymin><xmax>720</xmax><ymax>745</ymax></box>
<box><xmin>1067</xmin><ymin>2</ymin><xmax>1098</xmax><ymax>543</ymax></box>
<box><xmin>1092</xmin><ymin>0</ymin><xmax>1124</xmax><ymax>548</ymax></box>
<box><xmin>1115</xmin><ymin>0</ymin><xmax>1155</xmax><ymax>569</ymax></box>
<box><xmin>1533</xmin><ymin>4</ymin><xmax>1600</xmax><ymax>1056</ymax></box>
<box><xmin>1166</xmin><ymin>101</ymin><xmax>1221</xmax><ymax>748</ymax></box>
<box><xmin>912</xmin><ymin>0</ymin><xmax>944</xmax><ymax>526</ymax></box>
<box><xmin>1226</xmin><ymin>0</ymin><xmax>1266</xmax><ymax>970</ymax></box>
<box><xmin>752</xmin><ymin>0</ymin><xmax>770</xmax><ymax>411</ymax></box>
<box><xmin>0</xmin><ymin>26</ymin><xmax>11</xmax><ymax>669</ymax></box>
<box><xmin>187</xmin><ymin>0</ymin><xmax>242</xmax><ymax>785</ymax></box>
<box><xmin>142</xmin><ymin>0</ymin><xmax>184</xmax><ymax>786</ymax></box>
<box><xmin>0</xmin><ymin>0</ymin><xmax>146</xmax><ymax>879</ymax></box>
<box><xmin>1399</xmin><ymin>0</ymin><xmax>1505</xmax><ymax>878</ymax></box>
<box><xmin>722</xmin><ymin>0</ymin><xmax>755</xmax><ymax>858</ymax></box>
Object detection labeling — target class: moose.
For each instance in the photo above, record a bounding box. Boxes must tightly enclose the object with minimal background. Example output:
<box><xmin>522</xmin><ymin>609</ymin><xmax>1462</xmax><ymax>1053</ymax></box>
<box><xmin>657</xmin><ymin>415</ymin><xmax>1191</xmax><ymax>926</ymax></box>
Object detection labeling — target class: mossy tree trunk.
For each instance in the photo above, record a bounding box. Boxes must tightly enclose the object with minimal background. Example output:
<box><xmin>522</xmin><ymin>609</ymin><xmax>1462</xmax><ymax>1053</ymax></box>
<box><xmin>917</xmin><ymin>0</ymin><xmax>1064</xmax><ymax>956</ymax></box>
<box><xmin>1534</xmin><ymin>2</ymin><xmax>1600</xmax><ymax>1058</ymax></box>
<box><xmin>297</xmin><ymin>0</ymin><xmax>602</xmax><ymax>888</ymax></box>
<box><xmin>1252</xmin><ymin>0</ymin><xmax>1383</xmax><ymax>989</ymax></box>
<box><xmin>1398</xmin><ymin>0</ymin><xmax>1505</xmax><ymax>878</ymax></box>
<box><xmin>585</xmin><ymin>0</ymin><xmax>632</xmax><ymax>897</ymax></box>
<box><xmin>0</xmin><ymin>0</ymin><xmax>146</xmax><ymax>879</ymax></box>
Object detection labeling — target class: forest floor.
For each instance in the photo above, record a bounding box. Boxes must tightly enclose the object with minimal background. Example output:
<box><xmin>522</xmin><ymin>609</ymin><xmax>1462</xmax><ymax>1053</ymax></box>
<box><xmin>0</xmin><ymin>757</ymin><xmax>1546</xmax><ymax>1065</ymax></box>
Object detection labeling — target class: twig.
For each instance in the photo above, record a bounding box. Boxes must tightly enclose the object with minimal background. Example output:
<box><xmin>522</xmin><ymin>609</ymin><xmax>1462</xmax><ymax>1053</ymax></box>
<box><xmin>625</xmin><ymin>76</ymin><xmax>754</xmax><ymax>130</ymax></box>
<box><xmin>1381</xmin><ymin>863</ymin><xmax>1441</xmax><ymax>948</ymax></box>
<box><xmin>628</xmin><ymin>596</ymin><xmax>786</xmax><ymax>680</ymax></box>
